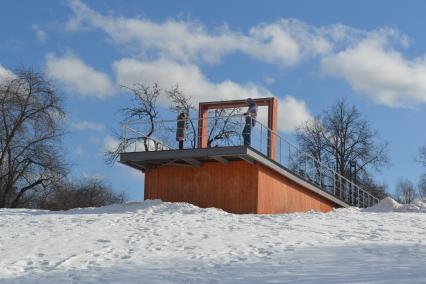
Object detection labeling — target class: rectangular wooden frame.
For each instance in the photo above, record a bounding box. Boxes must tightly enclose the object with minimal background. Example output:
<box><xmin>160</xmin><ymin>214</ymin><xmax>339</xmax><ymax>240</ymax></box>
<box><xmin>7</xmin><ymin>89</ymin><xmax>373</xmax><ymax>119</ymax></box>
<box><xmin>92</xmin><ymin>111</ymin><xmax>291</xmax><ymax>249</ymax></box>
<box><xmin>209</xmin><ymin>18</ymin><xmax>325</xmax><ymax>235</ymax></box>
<box><xmin>198</xmin><ymin>98</ymin><xmax>278</xmax><ymax>160</ymax></box>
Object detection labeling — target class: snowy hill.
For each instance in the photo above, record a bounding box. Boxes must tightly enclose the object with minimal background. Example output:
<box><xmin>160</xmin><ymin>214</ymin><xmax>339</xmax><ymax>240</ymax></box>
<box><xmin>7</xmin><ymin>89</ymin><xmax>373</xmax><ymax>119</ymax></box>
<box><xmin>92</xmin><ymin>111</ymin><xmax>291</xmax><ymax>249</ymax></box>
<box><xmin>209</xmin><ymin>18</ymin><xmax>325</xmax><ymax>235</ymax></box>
<box><xmin>1</xmin><ymin>199</ymin><xmax>426</xmax><ymax>283</ymax></box>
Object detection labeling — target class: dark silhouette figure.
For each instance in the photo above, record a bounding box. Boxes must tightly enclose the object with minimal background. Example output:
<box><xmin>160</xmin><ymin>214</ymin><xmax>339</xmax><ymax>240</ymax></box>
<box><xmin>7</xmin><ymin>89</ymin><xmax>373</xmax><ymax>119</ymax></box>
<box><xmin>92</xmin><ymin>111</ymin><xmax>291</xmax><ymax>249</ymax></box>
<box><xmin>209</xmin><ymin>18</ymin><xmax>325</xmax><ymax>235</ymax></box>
<box><xmin>242</xmin><ymin>98</ymin><xmax>257</xmax><ymax>146</ymax></box>
<box><xmin>176</xmin><ymin>112</ymin><xmax>187</xmax><ymax>149</ymax></box>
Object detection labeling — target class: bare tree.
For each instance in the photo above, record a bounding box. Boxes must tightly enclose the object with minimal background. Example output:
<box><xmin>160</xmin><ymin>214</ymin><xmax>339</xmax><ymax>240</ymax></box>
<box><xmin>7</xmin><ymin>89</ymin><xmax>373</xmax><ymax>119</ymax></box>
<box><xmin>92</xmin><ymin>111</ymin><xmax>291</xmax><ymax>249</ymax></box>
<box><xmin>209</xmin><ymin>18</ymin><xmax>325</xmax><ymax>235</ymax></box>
<box><xmin>293</xmin><ymin>116</ymin><xmax>331</xmax><ymax>185</ymax></box>
<box><xmin>296</xmin><ymin>98</ymin><xmax>389</xmax><ymax>189</ymax></box>
<box><xmin>107</xmin><ymin>81</ymin><xmax>247</xmax><ymax>164</ymax></box>
<box><xmin>122</xmin><ymin>83</ymin><xmax>161</xmax><ymax>150</ymax></box>
<box><xmin>395</xmin><ymin>179</ymin><xmax>417</xmax><ymax>204</ymax></box>
<box><xmin>167</xmin><ymin>84</ymin><xmax>196</xmax><ymax>116</ymax></box>
<box><xmin>358</xmin><ymin>176</ymin><xmax>389</xmax><ymax>200</ymax></box>
<box><xmin>417</xmin><ymin>146</ymin><xmax>426</xmax><ymax>167</ymax></box>
<box><xmin>418</xmin><ymin>174</ymin><xmax>426</xmax><ymax>199</ymax></box>
<box><xmin>415</xmin><ymin>147</ymin><xmax>426</xmax><ymax>199</ymax></box>
<box><xmin>296</xmin><ymin>117</ymin><xmax>328</xmax><ymax>165</ymax></box>
<box><xmin>36</xmin><ymin>178</ymin><xmax>126</xmax><ymax>211</ymax></box>
<box><xmin>207</xmin><ymin>108</ymin><xmax>242</xmax><ymax>147</ymax></box>
<box><xmin>166</xmin><ymin>85</ymin><xmax>243</xmax><ymax>148</ymax></box>
<box><xmin>0</xmin><ymin>68</ymin><xmax>66</xmax><ymax>208</ymax></box>
<box><xmin>106</xmin><ymin>83</ymin><xmax>161</xmax><ymax>163</ymax></box>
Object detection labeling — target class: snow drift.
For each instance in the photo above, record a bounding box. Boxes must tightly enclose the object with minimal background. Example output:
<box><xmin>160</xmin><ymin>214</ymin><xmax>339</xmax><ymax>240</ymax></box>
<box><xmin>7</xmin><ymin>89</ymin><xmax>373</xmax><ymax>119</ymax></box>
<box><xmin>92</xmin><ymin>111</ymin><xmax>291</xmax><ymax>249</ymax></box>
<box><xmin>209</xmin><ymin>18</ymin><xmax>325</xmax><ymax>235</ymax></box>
<box><xmin>0</xmin><ymin>199</ymin><xmax>425</xmax><ymax>283</ymax></box>
<box><xmin>363</xmin><ymin>197</ymin><xmax>426</xmax><ymax>213</ymax></box>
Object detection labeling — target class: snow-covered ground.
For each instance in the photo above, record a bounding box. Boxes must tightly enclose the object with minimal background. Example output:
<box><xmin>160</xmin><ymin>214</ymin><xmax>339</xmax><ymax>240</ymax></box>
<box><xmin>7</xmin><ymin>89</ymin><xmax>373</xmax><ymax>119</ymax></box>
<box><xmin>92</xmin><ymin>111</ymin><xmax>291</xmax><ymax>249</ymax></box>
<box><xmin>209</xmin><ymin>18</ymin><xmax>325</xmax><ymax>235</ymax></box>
<box><xmin>1</xmin><ymin>198</ymin><xmax>426</xmax><ymax>283</ymax></box>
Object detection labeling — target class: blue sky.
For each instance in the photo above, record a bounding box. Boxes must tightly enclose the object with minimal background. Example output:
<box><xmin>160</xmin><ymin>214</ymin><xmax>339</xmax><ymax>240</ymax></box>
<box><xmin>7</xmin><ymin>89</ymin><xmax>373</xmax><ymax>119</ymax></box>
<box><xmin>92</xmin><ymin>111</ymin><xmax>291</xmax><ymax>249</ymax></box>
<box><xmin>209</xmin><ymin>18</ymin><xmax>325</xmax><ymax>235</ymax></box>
<box><xmin>1</xmin><ymin>0</ymin><xmax>426</xmax><ymax>200</ymax></box>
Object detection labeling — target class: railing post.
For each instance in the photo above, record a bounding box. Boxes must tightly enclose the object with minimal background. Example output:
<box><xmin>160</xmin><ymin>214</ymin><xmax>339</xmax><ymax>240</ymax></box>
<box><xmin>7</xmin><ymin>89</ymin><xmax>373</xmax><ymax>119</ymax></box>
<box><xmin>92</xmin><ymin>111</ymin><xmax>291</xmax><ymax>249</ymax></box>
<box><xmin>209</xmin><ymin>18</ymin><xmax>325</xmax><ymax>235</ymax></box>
<box><xmin>198</xmin><ymin>106</ymin><xmax>209</xmax><ymax>149</ymax></box>
<box><xmin>288</xmin><ymin>143</ymin><xmax>291</xmax><ymax>168</ymax></box>
<box><xmin>121</xmin><ymin>123</ymin><xmax>124</xmax><ymax>146</ymax></box>
<box><xmin>267</xmin><ymin>97</ymin><xmax>278</xmax><ymax>160</ymax></box>
<box><xmin>357</xmin><ymin>187</ymin><xmax>360</xmax><ymax>207</ymax></box>
<box><xmin>121</xmin><ymin>124</ymin><xmax>124</xmax><ymax>151</ymax></box>
<box><xmin>238</xmin><ymin>115</ymin><xmax>243</xmax><ymax>147</ymax></box>
<box><xmin>260</xmin><ymin>121</ymin><xmax>263</xmax><ymax>153</ymax></box>
<box><xmin>123</xmin><ymin>124</ymin><xmax>127</xmax><ymax>149</ymax></box>
<box><xmin>279</xmin><ymin>137</ymin><xmax>282</xmax><ymax>164</ymax></box>
<box><xmin>304</xmin><ymin>155</ymin><xmax>307</xmax><ymax>178</ymax></box>
<box><xmin>333</xmin><ymin>173</ymin><xmax>336</xmax><ymax>196</ymax></box>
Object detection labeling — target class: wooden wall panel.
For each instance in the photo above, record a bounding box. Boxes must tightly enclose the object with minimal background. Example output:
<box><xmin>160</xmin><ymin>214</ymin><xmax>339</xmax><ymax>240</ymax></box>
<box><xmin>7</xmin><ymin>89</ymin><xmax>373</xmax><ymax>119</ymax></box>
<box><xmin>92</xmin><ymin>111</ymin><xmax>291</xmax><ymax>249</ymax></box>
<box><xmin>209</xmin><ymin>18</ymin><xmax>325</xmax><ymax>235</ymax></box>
<box><xmin>145</xmin><ymin>160</ymin><xmax>341</xmax><ymax>214</ymax></box>
<box><xmin>145</xmin><ymin>161</ymin><xmax>258</xmax><ymax>214</ymax></box>
<box><xmin>256</xmin><ymin>163</ymin><xmax>339</xmax><ymax>214</ymax></box>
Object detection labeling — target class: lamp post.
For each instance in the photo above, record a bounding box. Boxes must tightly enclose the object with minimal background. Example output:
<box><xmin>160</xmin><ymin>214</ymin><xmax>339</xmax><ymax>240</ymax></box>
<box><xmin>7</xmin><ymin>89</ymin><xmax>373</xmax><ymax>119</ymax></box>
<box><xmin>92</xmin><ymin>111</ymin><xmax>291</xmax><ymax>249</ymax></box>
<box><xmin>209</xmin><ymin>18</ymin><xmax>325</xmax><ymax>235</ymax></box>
<box><xmin>350</xmin><ymin>161</ymin><xmax>357</xmax><ymax>184</ymax></box>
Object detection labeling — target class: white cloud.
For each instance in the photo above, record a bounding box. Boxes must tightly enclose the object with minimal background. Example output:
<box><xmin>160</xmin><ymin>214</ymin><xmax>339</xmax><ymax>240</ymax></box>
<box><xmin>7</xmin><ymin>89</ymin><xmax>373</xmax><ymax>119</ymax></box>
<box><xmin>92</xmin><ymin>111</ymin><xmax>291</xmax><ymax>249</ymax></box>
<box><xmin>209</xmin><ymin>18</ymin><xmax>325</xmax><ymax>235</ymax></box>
<box><xmin>114</xmin><ymin>58</ymin><xmax>310</xmax><ymax>132</ymax></box>
<box><xmin>46</xmin><ymin>53</ymin><xmax>115</xmax><ymax>98</ymax></box>
<box><xmin>128</xmin><ymin>168</ymin><xmax>144</xmax><ymax>181</ymax></box>
<box><xmin>104</xmin><ymin>135</ymin><xmax>120</xmax><ymax>153</ymax></box>
<box><xmin>33</xmin><ymin>25</ymin><xmax>47</xmax><ymax>44</ymax></box>
<box><xmin>279</xmin><ymin>96</ymin><xmax>312</xmax><ymax>132</ymax></box>
<box><xmin>65</xmin><ymin>1</ymin><xmax>426</xmax><ymax>108</ymax></box>
<box><xmin>114</xmin><ymin>163</ymin><xmax>145</xmax><ymax>183</ymax></box>
<box><xmin>114</xmin><ymin>58</ymin><xmax>272</xmax><ymax>105</ymax></box>
<box><xmin>66</xmin><ymin>0</ymin><xmax>334</xmax><ymax>67</ymax></box>
<box><xmin>322</xmin><ymin>31</ymin><xmax>426</xmax><ymax>107</ymax></box>
<box><xmin>245</xmin><ymin>20</ymin><xmax>333</xmax><ymax>66</ymax></box>
<box><xmin>72</xmin><ymin>120</ymin><xmax>106</xmax><ymax>131</ymax></box>
<box><xmin>263</xmin><ymin>76</ymin><xmax>276</xmax><ymax>85</ymax></box>
<box><xmin>81</xmin><ymin>172</ymin><xmax>105</xmax><ymax>181</ymax></box>
<box><xmin>0</xmin><ymin>65</ymin><xmax>14</xmax><ymax>81</ymax></box>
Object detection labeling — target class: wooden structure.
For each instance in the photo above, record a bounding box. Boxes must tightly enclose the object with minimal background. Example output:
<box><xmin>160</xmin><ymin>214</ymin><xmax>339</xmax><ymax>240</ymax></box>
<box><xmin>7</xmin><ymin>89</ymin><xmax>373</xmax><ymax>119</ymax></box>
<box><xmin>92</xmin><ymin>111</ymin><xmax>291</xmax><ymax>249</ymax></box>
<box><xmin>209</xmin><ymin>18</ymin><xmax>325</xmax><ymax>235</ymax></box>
<box><xmin>198</xmin><ymin>98</ymin><xmax>278</xmax><ymax>159</ymax></box>
<box><xmin>120</xmin><ymin>97</ymin><xmax>349</xmax><ymax>214</ymax></box>
<box><xmin>121</xmin><ymin>147</ymin><xmax>347</xmax><ymax>214</ymax></box>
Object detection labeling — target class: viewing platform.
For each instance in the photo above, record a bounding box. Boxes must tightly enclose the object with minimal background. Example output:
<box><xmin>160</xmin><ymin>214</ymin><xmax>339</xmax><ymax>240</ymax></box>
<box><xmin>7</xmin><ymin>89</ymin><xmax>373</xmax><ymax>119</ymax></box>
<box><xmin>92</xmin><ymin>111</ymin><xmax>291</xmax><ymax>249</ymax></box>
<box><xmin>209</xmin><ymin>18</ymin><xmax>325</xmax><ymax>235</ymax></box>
<box><xmin>119</xmin><ymin>98</ymin><xmax>380</xmax><ymax>214</ymax></box>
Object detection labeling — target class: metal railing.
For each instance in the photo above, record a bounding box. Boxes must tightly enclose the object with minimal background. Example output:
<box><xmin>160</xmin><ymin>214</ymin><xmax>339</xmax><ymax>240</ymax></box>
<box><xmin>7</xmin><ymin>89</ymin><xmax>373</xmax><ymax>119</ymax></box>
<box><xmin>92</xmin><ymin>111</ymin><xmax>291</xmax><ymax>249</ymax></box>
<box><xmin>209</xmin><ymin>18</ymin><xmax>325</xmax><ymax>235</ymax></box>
<box><xmin>121</xmin><ymin>114</ymin><xmax>380</xmax><ymax>208</ymax></box>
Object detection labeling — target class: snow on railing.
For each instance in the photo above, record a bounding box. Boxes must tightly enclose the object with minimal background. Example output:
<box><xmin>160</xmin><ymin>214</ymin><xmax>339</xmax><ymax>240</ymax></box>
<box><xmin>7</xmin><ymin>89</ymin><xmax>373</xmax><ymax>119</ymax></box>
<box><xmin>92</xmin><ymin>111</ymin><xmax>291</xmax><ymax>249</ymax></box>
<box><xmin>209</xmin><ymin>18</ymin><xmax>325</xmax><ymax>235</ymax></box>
<box><xmin>121</xmin><ymin>115</ymin><xmax>380</xmax><ymax>208</ymax></box>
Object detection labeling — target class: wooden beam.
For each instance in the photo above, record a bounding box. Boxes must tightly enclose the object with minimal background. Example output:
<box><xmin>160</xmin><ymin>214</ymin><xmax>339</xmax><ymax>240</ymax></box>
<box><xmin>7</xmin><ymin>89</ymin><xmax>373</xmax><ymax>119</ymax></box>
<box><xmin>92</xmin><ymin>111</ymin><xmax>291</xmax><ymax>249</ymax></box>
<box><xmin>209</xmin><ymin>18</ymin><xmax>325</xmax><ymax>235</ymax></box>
<box><xmin>129</xmin><ymin>161</ymin><xmax>149</xmax><ymax>172</ymax></box>
<box><xmin>168</xmin><ymin>162</ymin><xmax>193</xmax><ymax>168</ymax></box>
<box><xmin>182</xmin><ymin>158</ymin><xmax>202</xmax><ymax>167</ymax></box>
<box><xmin>238</xmin><ymin>155</ymin><xmax>255</xmax><ymax>165</ymax></box>
<box><xmin>267</xmin><ymin>97</ymin><xmax>278</xmax><ymax>161</ymax></box>
<box><xmin>198</xmin><ymin>106</ymin><xmax>209</xmax><ymax>149</ymax></box>
<box><xmin>199</xmin><ymin>98</ymin><xmax>274</xmax><ymax>108</ymax></box>
<box><xmin>210</xmin><ymin>155</ymin><xmax>230</xmax><ymax>164</ymax></box>
<box><xmin>156</xmin><ymin>158</ymin><xmax>195</xmax><ymax>168</ymax></box>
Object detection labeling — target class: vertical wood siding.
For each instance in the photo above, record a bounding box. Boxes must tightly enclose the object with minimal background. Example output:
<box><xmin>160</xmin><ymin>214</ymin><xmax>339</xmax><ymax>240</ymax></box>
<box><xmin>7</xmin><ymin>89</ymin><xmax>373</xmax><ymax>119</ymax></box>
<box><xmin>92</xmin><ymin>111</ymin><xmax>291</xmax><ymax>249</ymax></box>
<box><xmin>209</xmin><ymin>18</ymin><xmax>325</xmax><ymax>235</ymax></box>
<box><xmin>256</xmin><ymin>163</ymin><xmax>339</xmax><ymax>214</ymax></box>
<box><xmin>145</xmin><ymin>161</ymin><xmax>258</xmax><ymax>214</ymax></box>
<box><xmin>144</xmin><ymin>161</ymin><xmax>341</xmax><ymax>214</ymax></box>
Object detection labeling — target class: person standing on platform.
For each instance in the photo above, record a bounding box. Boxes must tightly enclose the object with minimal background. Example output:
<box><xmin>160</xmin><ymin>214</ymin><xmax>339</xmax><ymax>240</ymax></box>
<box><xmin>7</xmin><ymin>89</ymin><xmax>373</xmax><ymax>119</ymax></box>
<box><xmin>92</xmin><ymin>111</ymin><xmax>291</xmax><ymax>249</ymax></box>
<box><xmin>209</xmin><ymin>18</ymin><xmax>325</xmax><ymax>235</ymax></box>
<box><xmin>242</xmin><ymin>98</ymin><xmax>257</xmax><ymax>146</ymax></box>
<box><xmin>176</xmin><ymin>112</ymin><xmax>187</xmax><ymax>149</ymax></box>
